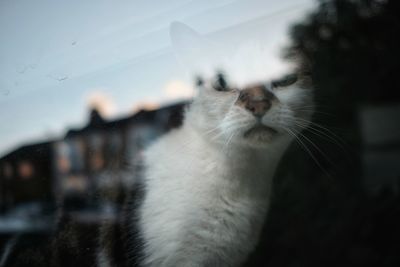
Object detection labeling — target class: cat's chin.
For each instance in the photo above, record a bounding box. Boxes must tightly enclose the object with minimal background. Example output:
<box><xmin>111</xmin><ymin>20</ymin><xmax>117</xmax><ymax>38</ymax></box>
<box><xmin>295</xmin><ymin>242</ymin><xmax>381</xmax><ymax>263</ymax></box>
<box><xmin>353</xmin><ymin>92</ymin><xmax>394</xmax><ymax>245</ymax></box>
<box><xmin>242</xmin><ymin>124</ymin><xmax>278</xmax><ymax>146</ymax></box>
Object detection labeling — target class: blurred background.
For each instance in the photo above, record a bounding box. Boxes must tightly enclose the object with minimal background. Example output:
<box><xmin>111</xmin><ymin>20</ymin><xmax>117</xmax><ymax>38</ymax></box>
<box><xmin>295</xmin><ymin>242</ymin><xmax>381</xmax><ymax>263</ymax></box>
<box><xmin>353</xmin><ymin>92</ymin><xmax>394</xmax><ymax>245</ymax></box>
<box><xmin>1</xmin><ymin>0</ymin><xmax>400</xmax><ymax>266</ymax></box>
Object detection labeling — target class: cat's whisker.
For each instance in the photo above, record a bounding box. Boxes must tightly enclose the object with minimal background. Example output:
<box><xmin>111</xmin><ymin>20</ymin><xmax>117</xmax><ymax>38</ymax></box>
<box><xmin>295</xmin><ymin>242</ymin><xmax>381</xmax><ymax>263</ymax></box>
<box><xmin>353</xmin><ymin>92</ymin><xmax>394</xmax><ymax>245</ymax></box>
<box><xmin>282</xmin><ymin>123</ymin><xmax>350</xmax><ymax>165</ymax></box>
<box><xmin>213</xmin><ymin>120</ymin><xmax>253</xmax><ymax>144</ymax></box>
<box><xmin>279</xmin><ymin>114</ymin><xmax>347</xmax><ymax>150</ymax></box>
<box><xmin>213</xmin><ymin>124</ymin><xmax>242</xmax><ymax>141</ymax></box>
<box><xmin>204</xmin><ymin>114</ymin><xmax>250</xmax><ymax>139</ymax></box>
<box><xmin>290</xmin><ymin>121</ymin><xmax>349</xmax><ymax>153</ymax></box>
<box><xmin>223</xmin><ymin>116</ymin><xmax>250</xmax><ymax>126</ymax></box>
<box><xmin>291</xmin><ymin>108</ymin><xmax>335</xmax><ymax>117</ymax></box>
<box><xmin>291</xmin><ymin>117</ymin><xmax>348</xmax><ymax>146</ymax></box>
<box><xmin>205</xmin><ymin>125</ymin><xmax>223</xmax><ymax>136</ymax></box>
<box><xmin>223</xmin><ymin>132</ymin><xmax>236</xmax><ymax>154</ymax></box>
<box><xmin>284</xmin><ymin>117</ymin><xmax>334</xmax><ymax>137</ymax></box>
<box><xmin>211</xmin><ymin>119</ymin><xmax>251</xmax><ymax>140</ymax></box>
<box><xmin>210</xmin><ymin>126</ymin><xmax>235</xmax><ymax>141</ymax></box>
<box><xmin>281</xmin><ymin>116</ymin><xmax>352</xmax><ymax>167</ymax></box>
<box><xmin>211</xmin><ymin>131</ymin><xmax>226</xmax><ymax>141</ymax></box>
<box><xmin>281</xmin><ymin>126</ymin><xmax>331</xmax><ymax>178</ymax></box>
<box><xmin>222</xmin><ymin>118</ymin><xmax>250</xmax><ymax>128</ymax></box>
<box><xmin>289</xmin><ymin>126</ymin><xmax>338</xmax><ymax>171</ymax></box>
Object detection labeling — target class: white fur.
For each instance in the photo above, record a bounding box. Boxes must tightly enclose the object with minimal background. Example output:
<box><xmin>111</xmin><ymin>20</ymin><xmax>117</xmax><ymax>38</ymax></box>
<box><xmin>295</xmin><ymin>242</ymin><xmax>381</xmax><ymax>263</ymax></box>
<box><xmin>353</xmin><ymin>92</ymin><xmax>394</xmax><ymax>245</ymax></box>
<box><xmin>132</xmin><ymin>22</ymin><xmax>314</xmax><ymax>267</ymax></box>
<box><xmin>137</xmin><ymin>86</ymin><xmax>312</xmax><ymax>267</ymax></box>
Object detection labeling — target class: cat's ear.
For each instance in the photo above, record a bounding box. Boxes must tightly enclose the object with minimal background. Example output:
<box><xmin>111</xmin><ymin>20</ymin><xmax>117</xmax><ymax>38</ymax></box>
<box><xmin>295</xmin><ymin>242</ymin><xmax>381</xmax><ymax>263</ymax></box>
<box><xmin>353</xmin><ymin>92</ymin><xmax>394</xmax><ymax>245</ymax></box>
<box><xmin>169</xmin><ymin>22</ymin><xmax>225</xmax><ymax>79</ymax></box>
<box><xmin>170</xmin><ymin>21</ymin><xmax>204</xmax><ymax>54</ymax></box>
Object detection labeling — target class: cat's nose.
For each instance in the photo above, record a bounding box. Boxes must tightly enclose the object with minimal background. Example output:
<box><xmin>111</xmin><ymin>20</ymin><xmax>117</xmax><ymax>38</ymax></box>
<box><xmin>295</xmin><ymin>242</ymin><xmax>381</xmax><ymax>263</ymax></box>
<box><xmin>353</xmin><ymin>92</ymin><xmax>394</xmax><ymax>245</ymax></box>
<box><xmin>237</xmin><ymin>85</ymin><xmax>276</xmax><ymax>118</ymax></box>
<box><xmin>246</xmin><ymin>99</ymin><xmax>271</xmax><ymax>117</ymax></box>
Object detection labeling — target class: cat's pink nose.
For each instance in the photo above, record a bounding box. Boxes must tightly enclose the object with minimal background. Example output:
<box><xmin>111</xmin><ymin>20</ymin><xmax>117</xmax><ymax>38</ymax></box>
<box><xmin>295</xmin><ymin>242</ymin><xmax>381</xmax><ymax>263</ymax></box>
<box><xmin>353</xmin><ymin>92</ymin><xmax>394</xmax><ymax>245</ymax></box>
<box><xmin>246</xmin><ymin>99</ymin><xmax>271</xmax><ymax>117</ymax></box>
<box><xmin>236</xmin><ymin>85</ymin><xmax>276</xmax><ymax>118</ymax></box>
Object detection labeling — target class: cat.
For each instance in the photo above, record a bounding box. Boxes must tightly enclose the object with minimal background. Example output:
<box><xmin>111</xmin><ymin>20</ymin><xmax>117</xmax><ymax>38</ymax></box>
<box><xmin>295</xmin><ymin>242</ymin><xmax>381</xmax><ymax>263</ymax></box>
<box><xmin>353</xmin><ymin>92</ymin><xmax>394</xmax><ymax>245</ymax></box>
<box><xmin>0</xmin><ymin>22</ymin><xmax>313</xmax><ymax>267</ymax></box>
<box><xmin>97</xmin><ymin>22</ymin><xmax>314</xmax><ymax>267</ymax></box>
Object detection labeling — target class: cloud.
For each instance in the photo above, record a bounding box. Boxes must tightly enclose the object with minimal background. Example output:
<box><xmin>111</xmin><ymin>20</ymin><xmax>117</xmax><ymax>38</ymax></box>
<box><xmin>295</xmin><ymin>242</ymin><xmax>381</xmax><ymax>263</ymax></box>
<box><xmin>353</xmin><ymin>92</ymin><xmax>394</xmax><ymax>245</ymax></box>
<box><xmin>131</xmin><ymin>100</ymin><xmax>160</xmax><ymax>113</ymax></box>
<box><xmin>86</xmin><ymin>91</ymin><xmax>116</xmax><ymax>117</ymax></box>
<box><xmin>130</xmin><ymin>80</ymin><xmax>193</xmax><ymax>113</ymax></box>
<box><xmin>163</xmin><ymin>80</ymin><xmax>195</xmax><ymax>101</ymax></box>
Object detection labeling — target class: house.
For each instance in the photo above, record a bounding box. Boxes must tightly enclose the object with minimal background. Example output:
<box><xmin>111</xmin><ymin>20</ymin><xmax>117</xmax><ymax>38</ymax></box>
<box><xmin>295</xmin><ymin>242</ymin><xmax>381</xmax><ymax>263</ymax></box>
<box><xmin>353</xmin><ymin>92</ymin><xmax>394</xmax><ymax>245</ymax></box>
<box><xmin>0</xmin><ymin>101</ymin><xmax>186</xmax><ymax>214</ymax></box>
<box><xmin>0</xmin><ymin>141</ymin><xmax>54</xmax><ymax>213</ymax></box>
<box><xmin>52</xmin><ymin>102</ymin><xmax>186</xmax><ymax>209</ymax></box>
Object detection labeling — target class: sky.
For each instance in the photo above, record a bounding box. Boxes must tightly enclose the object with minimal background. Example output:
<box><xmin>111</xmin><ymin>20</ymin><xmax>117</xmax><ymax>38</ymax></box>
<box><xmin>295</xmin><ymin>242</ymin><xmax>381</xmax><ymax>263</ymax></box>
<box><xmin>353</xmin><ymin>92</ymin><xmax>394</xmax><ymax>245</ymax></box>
<box><xmin>0</xmin><ymin>0</ymin><xmax>315</xmax><ymax>156</ymax></box>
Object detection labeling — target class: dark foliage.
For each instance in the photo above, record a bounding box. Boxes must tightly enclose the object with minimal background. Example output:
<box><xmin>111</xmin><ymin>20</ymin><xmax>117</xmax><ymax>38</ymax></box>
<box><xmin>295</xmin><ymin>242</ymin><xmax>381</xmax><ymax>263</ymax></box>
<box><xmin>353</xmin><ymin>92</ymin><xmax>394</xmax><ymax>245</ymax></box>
<box><xmin>245</xmin><ymin>0</ymin><xmax>400</xmax><ymax>266</ymax></box>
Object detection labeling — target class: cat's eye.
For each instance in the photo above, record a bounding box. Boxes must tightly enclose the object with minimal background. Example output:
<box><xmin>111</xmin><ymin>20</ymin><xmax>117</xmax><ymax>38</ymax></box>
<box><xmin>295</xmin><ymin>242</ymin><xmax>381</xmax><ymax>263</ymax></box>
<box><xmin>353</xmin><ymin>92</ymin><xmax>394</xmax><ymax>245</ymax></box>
<box><xmin>271</xmin><ymin>73</ymin><xmax>298</xmax><ymax>88</ymax></box>
<box><xmin>239</xmin><ymin>91</ymin><xmax>249</xmax><ymax>102</ymax></box>
<box><xmin>213</xmin><ymin>72</ymin><xmax>231</xmax><ymax>91</ymax></box>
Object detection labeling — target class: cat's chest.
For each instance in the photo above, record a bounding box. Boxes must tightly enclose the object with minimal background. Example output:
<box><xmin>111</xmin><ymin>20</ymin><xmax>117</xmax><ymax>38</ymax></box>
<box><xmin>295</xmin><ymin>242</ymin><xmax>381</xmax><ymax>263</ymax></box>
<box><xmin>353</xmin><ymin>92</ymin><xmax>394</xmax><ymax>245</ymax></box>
<box><xmin>189</xmin><ymin>151</ymin><xmax>272</xmax><ymax>194</ymax></box>
<box><xmin>196</xmin><ymin>183</ymin><xmax>270</xmax><ymax>232</ymax></box>
<box><xmin>183</xmin><ymin>156</ymin><xmax>272</xmax><ymax>228</ymax></box>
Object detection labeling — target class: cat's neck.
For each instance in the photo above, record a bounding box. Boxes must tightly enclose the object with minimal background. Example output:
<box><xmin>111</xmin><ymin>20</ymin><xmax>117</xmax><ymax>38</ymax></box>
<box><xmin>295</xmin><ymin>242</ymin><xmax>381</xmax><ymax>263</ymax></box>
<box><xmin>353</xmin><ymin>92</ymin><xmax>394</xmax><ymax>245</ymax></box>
<box><xmin>177</xmin><ymin>122</ymin><xmax>285</xmax><ymax>199</ymax></box>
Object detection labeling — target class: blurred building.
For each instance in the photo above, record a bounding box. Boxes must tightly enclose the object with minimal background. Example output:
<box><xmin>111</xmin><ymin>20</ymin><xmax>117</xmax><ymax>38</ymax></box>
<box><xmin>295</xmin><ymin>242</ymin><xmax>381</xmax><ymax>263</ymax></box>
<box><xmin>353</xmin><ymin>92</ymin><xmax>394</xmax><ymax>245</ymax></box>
<box><xmin>0</xmin><ymin>102</ymin><xmax>185</xmax><ymax>214</ymax></box>
<box><xmin>0</xmin><ymin>141</ymin><xmax>54</xmax><ymax>213</ymax></box>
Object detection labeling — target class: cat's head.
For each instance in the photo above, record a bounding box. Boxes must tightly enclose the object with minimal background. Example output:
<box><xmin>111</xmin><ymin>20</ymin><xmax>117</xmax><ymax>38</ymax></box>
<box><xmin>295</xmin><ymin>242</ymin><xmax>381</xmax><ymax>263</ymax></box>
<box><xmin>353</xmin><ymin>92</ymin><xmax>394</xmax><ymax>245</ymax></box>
<box><xmin>171</xmin><ymin>22</ymin><xmax>313</xmax><ymax>149</ymax></box>
<box><xmin>185</xmin><ymin>72</ymin><xmax>313</xmax><ymax>149</ymax></box>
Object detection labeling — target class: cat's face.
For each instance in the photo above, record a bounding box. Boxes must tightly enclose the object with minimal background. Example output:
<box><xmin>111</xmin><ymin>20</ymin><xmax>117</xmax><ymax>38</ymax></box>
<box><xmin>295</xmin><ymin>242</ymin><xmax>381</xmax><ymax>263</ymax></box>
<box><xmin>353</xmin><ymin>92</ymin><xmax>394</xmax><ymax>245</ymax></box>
<box><xmin>188</xmin><ymin>73</ymin><xmax>313</xmax><ymax>149</ymax></box>
<box><xmin>170</xmin><ymin>22</ymin><xmax>313</xmax><ymax>149</ymax></box>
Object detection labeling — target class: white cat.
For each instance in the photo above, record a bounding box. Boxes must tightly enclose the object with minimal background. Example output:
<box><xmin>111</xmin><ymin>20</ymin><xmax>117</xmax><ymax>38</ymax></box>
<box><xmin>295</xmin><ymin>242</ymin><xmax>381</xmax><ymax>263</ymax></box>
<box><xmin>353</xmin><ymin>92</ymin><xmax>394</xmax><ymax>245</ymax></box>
<box><xmin>133</xmin><ymin>23</ymin><xmax>314</xmax><ymax>267</ymax></box>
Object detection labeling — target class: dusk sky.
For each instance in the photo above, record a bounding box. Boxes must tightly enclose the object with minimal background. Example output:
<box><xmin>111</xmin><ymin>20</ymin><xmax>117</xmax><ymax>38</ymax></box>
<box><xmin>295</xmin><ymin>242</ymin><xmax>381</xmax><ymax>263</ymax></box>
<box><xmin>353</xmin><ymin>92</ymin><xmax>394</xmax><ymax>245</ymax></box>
<box><xmin>0</xmin><ymin>0</ymin><xmax>314</xmax><ymax>156</ymax></box>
